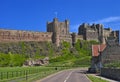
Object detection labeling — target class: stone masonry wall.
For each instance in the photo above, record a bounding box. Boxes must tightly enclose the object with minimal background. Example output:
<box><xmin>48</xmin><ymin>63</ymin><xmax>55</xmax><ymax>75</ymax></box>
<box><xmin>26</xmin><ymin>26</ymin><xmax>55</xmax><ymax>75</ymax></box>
<box><xmin>101</xmin><ymin>68</ymin><xmax>120</xmax><ymax>81</ymax></box>
<box><xmin>0</xmin><ymin>29</ymin><xmax>52</xmax><ymax>42</ymax></box>
<box><xmin>101</xmin><ymin>38</ymin><xmax>120</xmax><ymax>64</ymax></box>
<box><xmin>86</xmin><ymin>30</ymin><xmax>98</xmax><ymax>41</ymax></box>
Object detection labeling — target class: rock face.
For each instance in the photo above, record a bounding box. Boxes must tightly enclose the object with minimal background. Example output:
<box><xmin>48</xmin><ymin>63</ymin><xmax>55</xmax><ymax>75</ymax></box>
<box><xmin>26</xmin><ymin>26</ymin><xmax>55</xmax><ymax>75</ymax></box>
<box><xmin>23</xmin><ymin>57</ymin><xmax>49</xmax><ymax>66</ymax></box>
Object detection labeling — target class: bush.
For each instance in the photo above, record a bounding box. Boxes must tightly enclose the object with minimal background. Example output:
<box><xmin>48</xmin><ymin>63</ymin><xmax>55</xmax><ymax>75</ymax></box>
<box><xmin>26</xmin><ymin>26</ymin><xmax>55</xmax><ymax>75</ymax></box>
<box><xmin>0</xmin><ymin>52</ymin><xmax>26</xmax><ymax>67</ymax></box>
<box><xmin>9</xmin><ymin>53</ymin><xmax>26</xmax><ymax>67</ymax></box>
<box><xmin>0</xmin><ymin>53</ymin><xmax>10</xmax><ymax>67</ymax></box>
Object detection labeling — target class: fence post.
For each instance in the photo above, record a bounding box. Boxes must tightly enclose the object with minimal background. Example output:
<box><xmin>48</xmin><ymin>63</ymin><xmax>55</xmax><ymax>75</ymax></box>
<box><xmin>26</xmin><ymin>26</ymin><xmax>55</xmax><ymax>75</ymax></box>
<box><xmin>24</xmin><ymin>70</ymin><xmax>26</xmax><ymax>75</ymax></box>
<box><xmin>20</xmin><ymin>71</ymin><xmax>22</xmax><ymax>76</ymax></box>
<box><xmin>12</xmin><ymin>71</ymin><xmax>14</xmax><ymax>77</ymax></box>
<box><xmin>16</xmin><ymin>71</ymin><xmax>18</xmax><ymax>77</ymax></box>
<box><xmin>7</xmin><ymin>72</ymin><xmax>8</xmax><ymax>79</ymax></box>
<box><xmin>1</xmin><ymin>72</ymin><xmax>3</xmax><ymax>80</ymax></box>
<box><xmin>28</xmin><ymin>69</ymin><xmax>30</xmax><ymax>74</ymax></box>
<box><xmin>26</xmin><ymin>71</ymin><xmax>28</xmax><ymax>81</ymax></box>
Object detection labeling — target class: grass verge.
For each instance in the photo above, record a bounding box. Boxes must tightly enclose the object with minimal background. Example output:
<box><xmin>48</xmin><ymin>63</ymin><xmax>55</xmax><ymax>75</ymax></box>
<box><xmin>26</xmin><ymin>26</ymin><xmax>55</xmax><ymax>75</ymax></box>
<box><xmin>87</xmin><ymin>75</ymin><xmax>108</xmax><ymax>82</ymax></box>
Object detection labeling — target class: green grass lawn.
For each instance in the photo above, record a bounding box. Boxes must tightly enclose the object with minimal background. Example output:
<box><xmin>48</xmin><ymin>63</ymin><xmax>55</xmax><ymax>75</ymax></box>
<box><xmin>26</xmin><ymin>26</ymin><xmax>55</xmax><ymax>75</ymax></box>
<box><xmin>0</xmin><ymin>66</ymin><xmax>54</xmax><ymax>72</ymax></box>
<box><xmin>87</xmin><ymin>75</ymin><xmax>108</xmax><ymax>82</ymax></box>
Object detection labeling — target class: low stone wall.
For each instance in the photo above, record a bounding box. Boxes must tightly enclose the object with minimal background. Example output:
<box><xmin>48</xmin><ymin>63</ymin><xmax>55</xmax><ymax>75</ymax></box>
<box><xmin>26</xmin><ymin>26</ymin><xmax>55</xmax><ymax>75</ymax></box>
<box><xmin>101</xmin><ymin>68</ymin><xmax>120</xmax><ymax>81</ymax></box>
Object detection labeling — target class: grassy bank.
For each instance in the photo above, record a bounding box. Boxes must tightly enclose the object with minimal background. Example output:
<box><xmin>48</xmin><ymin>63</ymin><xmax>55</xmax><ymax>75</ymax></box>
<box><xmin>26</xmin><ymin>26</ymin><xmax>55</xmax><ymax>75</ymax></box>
<box><xmin>0</xmin><ymin>40</ymin><xmax>98</xmax><ymax>67</ymax></box>
<box><xmin>87</xmin><ymin>75</ymin><xmax>108</xmax><ymax>82</ymax></box>
<box><xmin>0</xmin><ymin>40</ymin><xmax>100</xmax><ymax>82</ymax></box>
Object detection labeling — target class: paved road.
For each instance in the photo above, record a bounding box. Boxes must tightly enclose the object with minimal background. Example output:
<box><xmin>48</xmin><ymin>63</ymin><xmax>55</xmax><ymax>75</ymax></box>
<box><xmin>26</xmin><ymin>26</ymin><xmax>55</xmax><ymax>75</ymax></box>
<box><xmin>38</xmin><ymin>68</ymin><xmax>90</xmax><ymax>82</ymax></box>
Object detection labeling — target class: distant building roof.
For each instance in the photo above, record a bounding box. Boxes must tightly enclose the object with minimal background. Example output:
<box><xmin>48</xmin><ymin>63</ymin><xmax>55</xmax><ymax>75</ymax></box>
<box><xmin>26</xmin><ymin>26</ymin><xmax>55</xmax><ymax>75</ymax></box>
<box><xmin>92</xmin><ymin>44</ymin><xmax>106</xmax><ymax>57</ymax></box>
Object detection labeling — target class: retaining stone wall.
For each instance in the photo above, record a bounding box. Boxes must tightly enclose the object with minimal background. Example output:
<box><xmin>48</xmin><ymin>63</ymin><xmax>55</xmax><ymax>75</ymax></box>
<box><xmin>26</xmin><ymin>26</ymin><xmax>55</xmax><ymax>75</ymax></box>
<box><xmin>101</xmin><ymin>68</ymin><xmax>120</xmax><ymax>81</ymax></box>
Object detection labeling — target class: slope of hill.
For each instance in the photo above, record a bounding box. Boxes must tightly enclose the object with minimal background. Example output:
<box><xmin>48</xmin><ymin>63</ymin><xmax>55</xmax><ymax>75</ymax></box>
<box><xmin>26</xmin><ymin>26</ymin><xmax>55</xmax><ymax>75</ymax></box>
<box><xmin>0</xmin><ymin>40</ymin><xmax>99</xmax><ymax>67</ymax></box>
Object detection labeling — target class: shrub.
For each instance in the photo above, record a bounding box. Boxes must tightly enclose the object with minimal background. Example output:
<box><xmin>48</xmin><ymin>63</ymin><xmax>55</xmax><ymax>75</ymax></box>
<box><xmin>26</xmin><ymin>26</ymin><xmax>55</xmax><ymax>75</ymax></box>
<box><xmin>0</xmin><ymin>53</ymin><xmax>10</xmax><ymax>67</ymax></box>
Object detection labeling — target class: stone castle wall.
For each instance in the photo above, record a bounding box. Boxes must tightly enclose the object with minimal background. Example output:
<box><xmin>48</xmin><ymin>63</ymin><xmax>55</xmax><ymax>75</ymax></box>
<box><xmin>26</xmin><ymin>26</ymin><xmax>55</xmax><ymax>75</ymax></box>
<box><xmin>0</xmin><ymin>29</ymin><xmax>52</xmax><ymax>42</ymax></box>
<box><xmin>104</xmin><ymin>28</ymin><xmax>112</xmax><ymax>38</ymax></box>
<box><xmin>0</xmin><ymin>18</ymin><xmax>117</xmax><ymax>46</ymax></box>
<box><xmin>78</xmin><ymin>23</ymin><xmax>112</xmax><ymax>43</ymax></box>
<box><xmin>71</xmin><ymin>33</ymin><xmax>83</xmax><ymax>45</ymax></box>
<box><xmin>86</xmin><ymin>30</ymin><xmax>98</xmax><ymax>41</ymax></box>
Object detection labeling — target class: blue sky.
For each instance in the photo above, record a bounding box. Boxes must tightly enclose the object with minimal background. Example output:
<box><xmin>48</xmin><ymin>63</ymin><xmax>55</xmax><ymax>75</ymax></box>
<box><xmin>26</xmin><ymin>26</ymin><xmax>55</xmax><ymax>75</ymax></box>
<box><xmin>0</xmin><ymin>0</ymin><xmax>120</xmax><ymax>32</ymax></box>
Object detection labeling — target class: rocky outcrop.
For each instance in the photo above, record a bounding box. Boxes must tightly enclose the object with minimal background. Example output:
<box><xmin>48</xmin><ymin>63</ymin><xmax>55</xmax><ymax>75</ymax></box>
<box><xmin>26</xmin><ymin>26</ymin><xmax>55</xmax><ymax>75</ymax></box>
<box><xmin>23</xmin><ymin>57</ymin><xmax>49</xmax><ymax>66</ymax></box>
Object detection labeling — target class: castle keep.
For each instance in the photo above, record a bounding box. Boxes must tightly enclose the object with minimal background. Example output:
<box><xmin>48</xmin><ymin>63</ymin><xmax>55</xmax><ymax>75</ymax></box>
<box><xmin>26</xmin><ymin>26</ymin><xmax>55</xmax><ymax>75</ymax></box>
<box><xmin>0</xmin><ymin>18</ymin><xmax>118</xmax><ymax>46</ymax></box>
<box><xmin>78</xmin><ymin>23</ymin><xmax>112</xmax><ymax>44</ymax></box>
<box><xmin>47</xmin><ymin>18</ymin><xmax>72</xmax><ymax>46</ymax></box>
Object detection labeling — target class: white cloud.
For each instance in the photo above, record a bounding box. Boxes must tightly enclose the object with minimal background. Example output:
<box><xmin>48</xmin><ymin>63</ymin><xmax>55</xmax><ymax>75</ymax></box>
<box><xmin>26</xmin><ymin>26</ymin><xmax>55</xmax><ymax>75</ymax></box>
<box><xmin>90</xmin><ymin>16</ymin><xmax>120</xmax><ymax>24</ymax></box>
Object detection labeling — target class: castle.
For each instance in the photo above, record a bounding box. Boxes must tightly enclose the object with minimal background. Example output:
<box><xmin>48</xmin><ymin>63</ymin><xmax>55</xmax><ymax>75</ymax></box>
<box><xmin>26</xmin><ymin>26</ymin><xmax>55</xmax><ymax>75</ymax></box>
<box><xmin>0</xmin><ymin>18</ymin><xmax>118</xmax><ymax>46</ymax></box>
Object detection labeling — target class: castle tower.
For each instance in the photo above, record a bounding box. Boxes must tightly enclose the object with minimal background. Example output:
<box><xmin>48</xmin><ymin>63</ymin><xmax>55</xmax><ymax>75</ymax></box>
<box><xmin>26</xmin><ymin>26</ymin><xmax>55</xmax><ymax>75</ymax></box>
<box><xmin>78</xmin><ymin>23</ymin><xmax>89</xmax><ymax>40</ymax></box>
<box><xmin>53</xmin><ymin>18</ymin><xmax>59</xmax><ymax>33</ymax></box>
<box><xmin>52</xmin><ymin>18</ymin><xmax>60</xmax><ymax>46</ymax></box>
<box><xmin>65</xmin><ymin>20</ymin><xmax>69</xmax><ymax>34</ymax></box>
<box><xmin>96</xmin><ymin>24</ymin><xmax>105</xmax><ymax>44</ymax></box>
<box><xmin>47</xmin><ymin>18</ymin><xmax>71</xmax><ymax>47</ymax></box>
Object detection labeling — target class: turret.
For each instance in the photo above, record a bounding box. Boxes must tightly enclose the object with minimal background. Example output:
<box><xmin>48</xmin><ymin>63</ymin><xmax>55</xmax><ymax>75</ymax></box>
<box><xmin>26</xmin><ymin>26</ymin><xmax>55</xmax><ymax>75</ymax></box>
<box><xmin>65</xmin><ymin>19</ymin><xmax>69</xmax><ymax>34</ymax></box>
<box><xmin>53</xmin><ymin>18</ymin><xmax>59</xmax><ymax>33</ymax></box>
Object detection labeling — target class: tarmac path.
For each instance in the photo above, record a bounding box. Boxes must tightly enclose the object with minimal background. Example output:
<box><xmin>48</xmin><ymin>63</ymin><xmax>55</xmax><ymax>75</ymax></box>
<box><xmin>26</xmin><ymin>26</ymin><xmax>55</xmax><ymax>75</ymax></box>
<box><xmin>38</xmin><ymin>68</ymin><xmax>90</xmax><ymax>82</ymax></box>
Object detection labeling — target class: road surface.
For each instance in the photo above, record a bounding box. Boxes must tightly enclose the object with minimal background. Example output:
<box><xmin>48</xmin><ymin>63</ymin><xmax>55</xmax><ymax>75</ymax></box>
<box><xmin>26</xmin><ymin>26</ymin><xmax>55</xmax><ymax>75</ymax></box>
<box><xmin>37</xmin><ymin>68</ymin><xmax>90</xmax><ymax>82</ymax></box>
